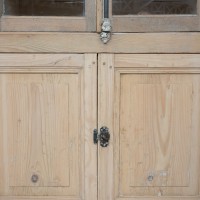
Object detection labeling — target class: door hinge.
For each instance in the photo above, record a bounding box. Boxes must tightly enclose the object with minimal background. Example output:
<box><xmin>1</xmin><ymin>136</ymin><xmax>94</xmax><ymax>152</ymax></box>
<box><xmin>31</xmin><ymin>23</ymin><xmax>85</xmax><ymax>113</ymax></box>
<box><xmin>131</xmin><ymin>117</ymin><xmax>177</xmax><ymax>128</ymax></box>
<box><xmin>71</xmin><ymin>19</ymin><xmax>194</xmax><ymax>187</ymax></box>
<box><xmin>93</xmin><ymin>126</ymin><xmax>110</xmax><ymax>147</ymax></box>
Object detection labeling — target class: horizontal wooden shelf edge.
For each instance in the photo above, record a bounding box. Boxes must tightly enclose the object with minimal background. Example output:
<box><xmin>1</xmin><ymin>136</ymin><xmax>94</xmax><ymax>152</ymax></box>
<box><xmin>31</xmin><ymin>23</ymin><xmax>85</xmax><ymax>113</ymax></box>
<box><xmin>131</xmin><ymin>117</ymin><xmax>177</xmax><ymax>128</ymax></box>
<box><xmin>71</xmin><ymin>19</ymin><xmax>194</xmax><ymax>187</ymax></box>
<box><xmin>0</xmin><ymin>32</ymin><xmax>200</xmax><ymax>53</ymax></box>
<box><xmin>0</xmin><ymin>197</ymin><xmax>80</xmax><ymax>200</ymax></box>
<box><xmin>116</xmin><ymin>197</ymin><xmax>200</xmax><ymax>200</ymax></box>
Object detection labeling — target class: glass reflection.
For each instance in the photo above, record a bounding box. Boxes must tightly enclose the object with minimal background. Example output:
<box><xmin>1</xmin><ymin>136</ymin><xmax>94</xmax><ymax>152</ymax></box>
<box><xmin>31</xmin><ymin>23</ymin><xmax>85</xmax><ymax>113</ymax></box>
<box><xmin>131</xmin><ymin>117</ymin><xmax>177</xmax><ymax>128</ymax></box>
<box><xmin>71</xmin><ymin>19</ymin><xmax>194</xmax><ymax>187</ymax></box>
<box><xmin>112</xmin><ymin>0</ymin><xmax>197</xmax><ymax>15</ymax></box>
<box><xmin>4</xmin><ymin>0</ymin><xmax>85</xmax><ymax>16</ymax></box>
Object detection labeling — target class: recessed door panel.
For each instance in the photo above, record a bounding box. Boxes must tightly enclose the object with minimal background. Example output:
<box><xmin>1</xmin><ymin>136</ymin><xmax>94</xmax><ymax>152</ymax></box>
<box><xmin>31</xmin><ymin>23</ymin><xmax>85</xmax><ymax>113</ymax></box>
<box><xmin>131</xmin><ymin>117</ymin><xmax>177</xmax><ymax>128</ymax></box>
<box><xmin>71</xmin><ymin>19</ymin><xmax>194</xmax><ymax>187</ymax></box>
<box><xmin>120</xmin><ymin>74</ymin><xmax>197</xmax><ymax>196</ymax></box>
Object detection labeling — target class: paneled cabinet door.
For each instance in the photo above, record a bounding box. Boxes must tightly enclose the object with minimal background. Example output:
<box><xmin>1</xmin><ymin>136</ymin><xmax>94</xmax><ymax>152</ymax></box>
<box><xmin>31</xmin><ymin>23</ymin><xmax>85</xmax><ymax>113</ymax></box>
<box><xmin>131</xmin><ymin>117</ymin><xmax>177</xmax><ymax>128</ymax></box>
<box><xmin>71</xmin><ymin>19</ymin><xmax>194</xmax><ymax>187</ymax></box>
<box><xmin>0</xmin><ymin>54</ymin><xmax>97</xmax><ymax>200</ymax></box>
<box><xmin>98</xmin><ymin>54</ymin><xmax>200</xmax><ymax>200</ymax></box>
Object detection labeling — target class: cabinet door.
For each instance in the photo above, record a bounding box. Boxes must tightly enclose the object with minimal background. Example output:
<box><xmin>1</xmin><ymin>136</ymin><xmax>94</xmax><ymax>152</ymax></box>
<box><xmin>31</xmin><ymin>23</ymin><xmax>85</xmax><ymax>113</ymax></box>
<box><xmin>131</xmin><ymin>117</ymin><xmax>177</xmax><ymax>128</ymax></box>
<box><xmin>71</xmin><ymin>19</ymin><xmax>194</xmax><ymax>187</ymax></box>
<box><xmin>98</xmin><ymin>54</ymin><xmax>200</xmax><ymax>200</ymax></box>
<box><xmin>0</xmin><ymin>0</ymin><xmax>96</xmax><ymax>31</ymax></box>
<box><xmin>110</xmin><ymin>0</ymin><xmax>200</xmax><ymax>32</ymax></box>
<box><xmin>0</xmin><ymin>54</ymin><xmax>97</xmax><ymax>200</ymax></box>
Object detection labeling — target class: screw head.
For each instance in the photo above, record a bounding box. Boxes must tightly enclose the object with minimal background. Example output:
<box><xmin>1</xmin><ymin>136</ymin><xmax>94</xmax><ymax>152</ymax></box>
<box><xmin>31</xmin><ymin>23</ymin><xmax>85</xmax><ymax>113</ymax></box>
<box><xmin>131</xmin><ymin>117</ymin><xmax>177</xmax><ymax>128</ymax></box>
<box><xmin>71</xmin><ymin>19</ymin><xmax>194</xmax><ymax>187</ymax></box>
<box><xmin>147</xmin><ymin>175</ymin><xmax>154</xmax><ymax>182</ymax></box>
<box><xmin>31</xmin><ymin>174</ymin><xmax>39</xmax><ymax>183</ymax></box>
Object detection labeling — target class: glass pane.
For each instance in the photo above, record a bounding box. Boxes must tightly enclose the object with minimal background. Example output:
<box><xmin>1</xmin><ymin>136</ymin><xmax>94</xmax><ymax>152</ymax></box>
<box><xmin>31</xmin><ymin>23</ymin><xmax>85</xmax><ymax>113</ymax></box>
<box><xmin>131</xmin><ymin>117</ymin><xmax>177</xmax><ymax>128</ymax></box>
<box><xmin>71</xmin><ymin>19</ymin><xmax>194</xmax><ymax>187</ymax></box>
<box><xmin>113</xmin><ymin>0</ymin><xmax>197</xmax><ymax>15</ymax></box>
<box><xmin>4</xmin><ymin>0</ymin><xmax>85</xmax><ymax>16</ymax></box>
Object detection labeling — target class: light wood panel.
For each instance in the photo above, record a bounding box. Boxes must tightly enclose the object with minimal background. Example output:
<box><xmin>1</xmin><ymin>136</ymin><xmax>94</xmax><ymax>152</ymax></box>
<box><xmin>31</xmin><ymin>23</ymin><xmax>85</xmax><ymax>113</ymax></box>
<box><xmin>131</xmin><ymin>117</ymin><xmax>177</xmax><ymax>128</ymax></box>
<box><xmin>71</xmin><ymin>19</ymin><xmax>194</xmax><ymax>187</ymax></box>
<box><xmin>0</xmin><ymin>197</ymin><xmax>81</xmax><ymax>200</ymax></box>
<box><xmin>0</xmin><ymin>73</ymin><xmax>80</xmax><ymax>195</ymax></box>
<box><xmin>98</xmin><ymin>54</ymin><xmax>114</xmax><ymax>200</ymax></box>
<box><xmin>0</xmin><ymin>54</ymin><xmax>97</xmax><ymax>200</ymax></box>
<box><xmin>0</xmin><ymin>33</ymin><xmax>200</xmax><ymax>53</ymax></box>
<box><xmin>115</xmin><ymin>54</ymin><xmax>200</xmax><ymax>68</ymax></box>
<box><xmin>84</xmin><ymin>54</ymin><xmax>98</xmax><ymax>200</ymax></box>
<box><xmin>119</xmin><ymin>74</ymin><xmax>199</xmax><ymax>196</ymax></box>
<box><xmin>116</xmin><ymin>198</ymin><xmax>200</xmax><ymax>200</ymax></box>
<box><xmin>8</xmin><ymin>74</ymin><xmax>71</xmax><ymax>187</ymax></box>
<box><xmin>0</xmin><ymin>54</ymin><xmax>84</xmax><ymax>67</ymax></box>
<box><xmin>96</xmin><ymin>0</ymin><xmax>103</xmax><ymax>32</ymax></box>
<box><xmin>98</xmin><ymin>54</ymin><xmax>200</xmax><ymax>200</ymax></box>
<box><xmin>112</xmin><ymin>15</ymin><xmax>200</xmax><ymax>32</ymax></box>
<box><xmin>0</xmin><ymin>17</ymin><xmax>87</xmax><ymax>32</ymax></box>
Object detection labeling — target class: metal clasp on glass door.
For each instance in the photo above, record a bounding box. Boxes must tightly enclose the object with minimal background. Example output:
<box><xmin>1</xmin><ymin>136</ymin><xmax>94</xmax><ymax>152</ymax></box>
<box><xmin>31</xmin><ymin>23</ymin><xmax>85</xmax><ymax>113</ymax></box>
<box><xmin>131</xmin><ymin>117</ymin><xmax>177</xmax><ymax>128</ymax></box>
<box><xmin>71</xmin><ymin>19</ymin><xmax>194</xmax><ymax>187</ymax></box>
<box><xmin>100</xmin><ymin>0</ymin><xmax>112</xmax><ymax>44</ymax></box>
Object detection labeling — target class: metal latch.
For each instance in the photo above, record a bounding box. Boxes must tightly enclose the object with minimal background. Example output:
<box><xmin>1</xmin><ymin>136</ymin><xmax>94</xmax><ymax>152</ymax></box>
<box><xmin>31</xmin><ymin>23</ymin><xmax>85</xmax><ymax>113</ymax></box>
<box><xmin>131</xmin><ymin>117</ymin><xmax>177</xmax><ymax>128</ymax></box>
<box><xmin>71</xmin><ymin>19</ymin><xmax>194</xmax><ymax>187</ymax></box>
<box><xmin>100</xmin><ymin>0</ymin><xmax>112</xmax><ymax>44</ymax></box>
<box><xmin>100</xmin><ymin>18</ymin><xmax>112</xmax><ymax>44</ymax></box>
<box><xmin>94</xmin><ymin>126</ymin><xmax>110</xmax><ymax>147</ymax></box>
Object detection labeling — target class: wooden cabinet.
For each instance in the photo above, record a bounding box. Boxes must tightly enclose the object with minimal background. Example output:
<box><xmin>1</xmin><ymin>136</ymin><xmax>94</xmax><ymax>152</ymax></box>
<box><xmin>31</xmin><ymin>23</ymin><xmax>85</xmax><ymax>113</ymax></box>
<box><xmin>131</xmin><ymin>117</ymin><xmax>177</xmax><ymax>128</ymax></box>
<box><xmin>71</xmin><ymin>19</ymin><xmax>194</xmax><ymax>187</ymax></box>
<box><xmin>0</xmin><ymin>1</ymin><xmax>200</xmax><ymax>200</ymax></box>
<box><xmin>0</xmin><ymin>53</ymin><xmax>200</xmax><ymax>200</ymax></box>
<box><xmin>0</xmin><ymin>54</ymin><xmax>97</xmax><ymax>200</ymax></box>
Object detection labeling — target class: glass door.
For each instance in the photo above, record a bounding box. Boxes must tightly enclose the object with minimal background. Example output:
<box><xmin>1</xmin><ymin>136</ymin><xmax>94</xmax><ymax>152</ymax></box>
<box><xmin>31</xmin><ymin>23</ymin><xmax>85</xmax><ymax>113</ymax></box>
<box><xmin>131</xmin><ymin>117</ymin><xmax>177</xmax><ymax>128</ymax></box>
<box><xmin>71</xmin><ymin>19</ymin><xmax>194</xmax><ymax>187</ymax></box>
<box><xmin>1</xmin><ymin>0</ymin><xmax>200</xmax><ymax>32</ymax></box>
<box><xmin>111</xmin><ymin>0</ymin><xmax>200</xmax><ymax>32</ymax></box>
<box><xmin>0</xmin><ymin>0</ymin><xmax>96</xmax><ymax>31</ymax></box>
